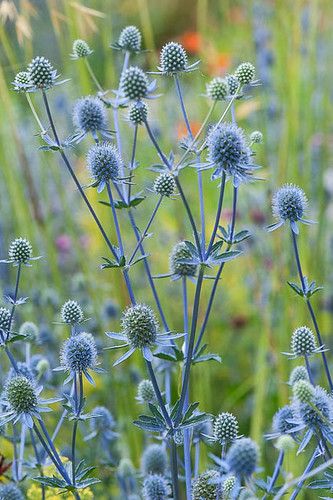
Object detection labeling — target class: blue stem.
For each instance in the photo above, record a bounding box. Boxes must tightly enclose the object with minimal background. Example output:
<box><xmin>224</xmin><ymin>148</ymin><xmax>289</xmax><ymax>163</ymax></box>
<box><xmin>265</xmin><ymin>450</ymin><xmax>284</xmax><ymax>497</ymax></box>
<box><xmin>7</xmin><ymin>264</ymin><xmax>21</xmax><ymax>340</ymax></box>
<box><xmin>290</xmin><ymin>448</ymin><xmax>319</xmax><ymax>499</ymax></box>
<box><xmin>182</xmin><ymin>277</ymin><xmax>192</xmax><ymax>498</ymax></box>
<box><xmin>205</xmin><ymin>172</ymin><xmax>226</xmax><ymax>258</ymax></box>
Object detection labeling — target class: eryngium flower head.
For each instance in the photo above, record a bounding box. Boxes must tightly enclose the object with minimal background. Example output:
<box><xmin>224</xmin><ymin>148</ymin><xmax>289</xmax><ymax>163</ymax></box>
<box><xmin>154</xmin><ymin>173</ymin><xmax>176</xmax><ymax>197</ymax></box>
<box><xmin>272</xmin><ymin>405</ymin><xmax>295</xmax><ymax>435</ymax></box>
<box><xmin>71</xmin><ymin>39</ymin><xmax>93</xmax><ymax>59</ymax></box>
<box><xmin>137</xmin><ymin>379</ymin><xmax>157</xmax><ymax>404</ymax></box>
<box><xmin>160</xmin><ymin>42</ymin><xmax>187</xmax><ymax>74</ymax></box>
<box><xmin>207</xmin><ymin>123</ymin><xmax>253</xmax><ymax>184</ymax></box>
<box><xmin>73</xmin><ymin>96</ymin><xmax>107</xmax><ymax>133</ymax></box>
<box><xmin>8</xmin><ymin>237</ymin><xmax>32</xmax><ymax>264</ymax></box>
<box><xmin>141</xmin><ymin>444</ymin><xmax>167</xmax><ymax>476</ymax></box>
<box><xmin>272</xmin><ymin>184</ymin><xmax>307</xmax><ymax>223</ymax></box>
<box><xmin>61</xmin><ymin>300</ymin><xmax>83</xmax><ymax>325</ymax></box>
<box><xmin>27</xmin><ymin>56</ymin><xmax>55</xmax><ymax>89</ymax></box>
<box><xmin>0</xmin><ymin>483</ymin><xmax>24</xmax><ymax>500</ymax></box>
<box><xmin>13</xmin><ymin>71</ymin><xmax>31</xmax><ymax>92</ymax></box>
<box><xmin>291</xmin><ymin>326</ymin><xmax>317</xmax><ymax>357</ymax></box>
<box><xmin>0</xmin><ymin>307</ymin><xmax>11</xmax><ymax>332</ymax></box>
<box><xmin>207</xmin><ymin>77</ymin><xmax>229</xmax><ymax>101</ymax></box>
<box><xmin>5</xmin><ymin>376</ymin><xmax>38</xmax><ymax>414</ymax></box>
<box><xmin>142</xmin><ymin>474</ymin><xmax>169</xmax><ymax>500</ymax></box>
<box><xmin>227</xmin><ymin>74</ymin><xmax>239</xmax><ymax>95</ymax></box>
<box><xmin>293</xmin><ymin>380</ymin><xmax>315</xmax><ymax>404</ymax></box>
<box><xmin>7</xmin><ymin>362</ymin><xmax>34</xmax><ymax>382</ymax></box>
<box><xmin>60</xmin><ymin>332</ymin><xmax>97</xmax><ymax>373</ymax></box>
<box><xmin>19</xmin><ymin>321</ymin><xmax>38</xmax><ymax>341</ymax></box>
<box><xmin>192</xmin><ymin>470</ymin><xmax>220</xmax><ymax>500</ymax></box>
<box><xmin>87</xmin><ymin>142</ymin><xmax>121</xmax><ymax>186</ymax></box>
<box><xmin>295</xmin><ymin>385</ymin><xmax>333</xmax><ymax>428</ymax></box>
<box><xmin>221</xmin><ymin>476</ymin><xmax>236</xmax><ymax>498</ymax></box>
<box><xmin>129</xmin><ymin>101</ymin><xmax>148</xmax><ymax>125</ymax></box>
<box><xmin>275</xmin><ymin>434</ymin><xmax>295</xmax><ymax>452</ymax></box>
<box><xmin>169</xmin><ymin>241</ymin><xmax>197</xmax><ymax>277</ymax></box>
<box><xmin>226</xmin><ymin>437</ymin><xmax>259</xmax><ymax>478</ymax></box>
<box><xmin>289</xmin><ymin>366</ymin><xmax>309</xmax><ymax>386</ymax></box>
<box><xmin>90</xmin><ymin>406</ymin><xmax>116</xmax><ymax>440</ymax></box>
<box><xmin>121</xmin><ymin>66</ymin><xmax>148</xmax><ymax>100</ymax></box>
<box><xmin>250</xmin><ymin>130</ymin><xmax>263</xmax><ymax>144</ymax></box>
<box><xmin>118</xmin><ymin>26</ymin><xmax>141</xmax><ymax>52</ymax></box>
<box><xmin>235</xmin><ymin>62</ymin><xmax>256</xmax><ymax>84</ymax></box>
<box><xmin>122</xmin><ymin>304</ymin><xmax>158</xmax><ymax>348</ymax></box>
<box><xmin>213</xmin><ymin>412</ymin><xmax>239</xmax><ymax>444</ymax></box>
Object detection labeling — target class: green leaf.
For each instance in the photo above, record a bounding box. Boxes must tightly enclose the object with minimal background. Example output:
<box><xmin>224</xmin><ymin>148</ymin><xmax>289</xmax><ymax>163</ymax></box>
<box><xmin>287</xmin><ymin>281</ymin><xmax>304</xmax><ymax>297</ymax></box>
<box><xmin>33</xmin><ymin>475</ymin><xmax>66</xmax><ymax>488</ymax></box>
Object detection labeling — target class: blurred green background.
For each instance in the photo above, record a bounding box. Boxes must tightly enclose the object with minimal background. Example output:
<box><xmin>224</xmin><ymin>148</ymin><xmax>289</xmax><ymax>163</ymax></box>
<box><xmin>1</xmin><ymin>0</ymin><xmax>333</xmax><ymax>496</ymax></box>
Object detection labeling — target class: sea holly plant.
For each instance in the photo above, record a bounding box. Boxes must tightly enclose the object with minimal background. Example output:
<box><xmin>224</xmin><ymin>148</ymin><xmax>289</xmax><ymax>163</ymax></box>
<box><xmin>3</xmin><ymin>22</ymin><xmax>333</xmax><ymax>500</ymax></box>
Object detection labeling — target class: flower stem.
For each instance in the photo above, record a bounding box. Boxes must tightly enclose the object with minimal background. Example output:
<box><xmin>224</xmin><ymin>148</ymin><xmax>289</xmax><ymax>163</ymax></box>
<box><xmin>84</xmin><ymin>59</ymin><xmax>104</xmax><ymax>93</ymax></box>
<box><xmin>7</xmin><ymin>263</ymin><xmax>21</xmax><ymax>341</ymax></box>
<box><xmin>264</xmin><ymin>450</ymin><xmax>284</xmax><ymax>498</ymax></box>
<box><xmin>205</xmin><ymin>171</ymin><xmax>226</xmax><ymax>258</ymax></box>
<box><xmin>26</xmin><ymin>93</ymin><xmax>46</xmax><ymax>134</ymax></box>
<box><xmin>182</xmin><ymin>277</ymin><xmax>192</xmax><ymax>498</ymax></box>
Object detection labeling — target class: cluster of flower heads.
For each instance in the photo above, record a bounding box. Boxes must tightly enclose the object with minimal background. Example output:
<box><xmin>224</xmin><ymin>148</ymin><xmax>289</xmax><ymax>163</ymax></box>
<box><xmin>13</xmin><ymin>56</ymin><xmax>65</xmax><ymax>92</ymax></box>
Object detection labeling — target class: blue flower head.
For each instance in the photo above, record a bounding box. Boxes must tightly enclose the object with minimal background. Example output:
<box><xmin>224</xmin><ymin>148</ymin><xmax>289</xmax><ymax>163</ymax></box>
<box><xmin>269</xmin><ymin>184</ymin><xmax>312</xmax><ymax>233</ymax></box>
<box><xmin>136</xmin><ymin>379</ymin><xmax>157</xmax><ymax>405</ymax></box>
<box><xmin>272</xmin><ymin>405</ymin><xmax>296</xmax><ymax>436</ymax></box>
<box><xmin>87</xmin><ymin>142</ymin><xmax>121</xmax><ymax>192</ymax></box>
<box><xmin>157</xmin><ymin>42</ymin><xmax>199</xmax><ymax>75</ymax></box>
<box><xmin>118</xmin><ymin>26</ymin><xmax>142</xmax><ymax>52</ymax></box>
<box><xmin>213</xmin><ymin>412</ymin><xmax>239</xmax><ymax>445</ymax></box>
<box><xmin>73</xmin><ymin>96</ymin><xmax>110</xmax><ymax>141</ymax></box>
<box><xmin>61</xmin><ymin>300</ymin><xmax>84</xmax><ymax>325</ymax></box>
<box><xmin>71</xmin><ymin>39</ymin><xmax>93</xmax><ymax>59</ymax></box>
<box><xmin>59</xmin><ymin>332</ymin><xmax>99</xmax><ymax>383</ymax></box>
<box><xmin>0</xmin><ymin>483</ymin><xmax>24</xmax><ymax>500</ymax></box>
<box><xmin>141</xmin><ymin>444</ymin><xmax>167</xmax><ymax>476</ymax></box>
<box><xmin>142</xmin><ymin>474</ymin><xmax>169</xmax><ymax>500</ymax></box>
<box><xmin>289</xmin><ymin>366</ymin><xmax>309</xmax><ymax>386</ymax></box>
<box><xmin>27</xmin><ymin>56</ymin><xmax>58</xmax><ymax>90</ymax></box>
<box><xmin>192</xmin><ymin>470</ymin><xmax>221</xmax><ymax>500</ymax></box>
<box><xmin>226</xmin><ymin>437</ymin><xmax>259</xmax><ymax>478</ymax></box>
<box><xmin>169</xmin><ymin>241</ymin><xmax>197</xmax><ymax>279</ymax></box>
<box><xmin>121</xmin><ymin>66</ymin><xmax>149</xmax><ymax>100</ymax></box>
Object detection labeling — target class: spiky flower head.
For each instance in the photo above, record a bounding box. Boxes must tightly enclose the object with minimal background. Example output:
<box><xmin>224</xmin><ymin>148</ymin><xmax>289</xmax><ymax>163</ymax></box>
<box><xmin>272</xmin><ymin>405</ymin><xmax>295</xmax><ymax>435</ymax></box>
<box><xmin>192</xmin><ymin>470</ymin><xmax>221</xmax><ymax>500</ymax></box>
<box><xmin>73</xmin><ymin>96</ymin><xmax>107</xmax><ymax>133</ymax></box>
<box><xmin>169</xmin><ymin>241</ymin><xmax>197</xmax><ymax>277</ymax></box>
<box><xmin>90</xmin><ymin>406</ymin><xmax>115</xmax><ymax>434</ymax></box>
<box><xmin>0</xmin><ymin>483</ymin><xmax>24</xmax><ymax>500</ymax></box>
<box><xmin>5</xmin><ymin>376</ymin><xmax>38</xmax><ymax>414</ymax></box>
<box><xmin>222</xmin><ymin>476</ymin><xmax>236</xmax><ymax>499</ymax></box>
<box><xmin>207</xmin><ymin>122</ymin><xmax>252</xmax><ymax>183</ymax></box>
<box><xmin>226</xmin><ymin>74</ymin><xmax>239</xmax><ymax>95</ymax></box>
<box><xmin>250</xmin><ymin>131</ymin><xmax>263</xmax><ymax>144</ymax></box>
<box><xmin>19</xmin><ymin>321</ymin><xmax>38</xmax><ymax>341</ymax></box>
<box><xmin>0</xmin><ymin>307</ymin><xmax>11</xmax><ymax>333</ymax></box>
<box><xmin>60</xmin><ymin>332</ymin><xmax>97</xmax><ymax>373</ymax></box>
<box><xmin>118</xmin><ymin>26</ymin><xmax>141</xmax><ymax>52</ymax></box>
<box><xmin>13</xmin><ymin>71</ymin><xmax>31</xmax><ymax>92</ymax></box>
<box><xmin>295</xmin><ymin>385</ymin><xmax>333</xmax><ymax>428</ymax></box>
<box><xmin>7</xmin><ymin>362</ymin><xmax>34</xmax><ymax>382</ymax></box>
<box><xmin>213</xmin><ymin>412</ymin><xmax>239</xmax><ymax>444</ymax></box>
<box><xmin>27</xmin><ymin>56</ymin><xmax>55</xmax><ymax>89</ymax></box>
<box><xmin>226</xmin><ymin>437</ymin><xmax>259</xmax><ymax>478</ymax></box>
<box><xmin>293</xmin><ymin>380</ymin><xmax>315</xmax><ymax>404</ymax></box>
<box><xmin>160</xmin><ymin>42</ymin><xmax>187</xmax><ymax>75</ymax></box>
<box><xmin>275</xmin><ymin>434</ymin><xmax>295</xmax><ymax>452</ymax></box>
<box><xmin>8</xmin><ymin>237</ymin><xmax>32</xmax><ymax>264</ymax></box>
<box><xmin>142</xmin><ymin>474</ymin><xmax>169</xmax><ymax>500</ymax></box>
<box><xmin>154</xmin><ymin>173</ymin><xmax>176</xmax><ymax>197</ymax></box>
<box><xmin>141</xmin><ymin>444</ymin><xmax>167</xmax><ymax>476</ymax></box>
<box><xmin>71</xmin><ymin>39</ymin><xmax>92</xmax><ymax>59</ymax></box>
<box><xmin>235</xmin><ymin>62</ymin><xmax>256</xmax><ymax>85</ymax></box>
<box><xmin>289</xmin><ymin>366</ymin><xmax>309</xmax><ymax>386</ymax></box>
<box><xmin>61</xmin><ymin>300</ymin><xmax>83</xmax><ymax>325</ymax></box>
<box><xmin>129</xmin><ymin>101</ymin><xmax>148</xmax><ymax>125</ymax></box>
<box><xmin>87</xmin><ymin>142</ymin><xmax>121</xmax><ymax>185</ymax></box>
<box><xmin>121</xmin><ymin>304</ymin><xmax>158</xmax><ymax>349</ymax></box>
<box><xmin>207</xmin><ymin>77</ymin><xmax>229</xmax><ymax>101</ymax></box>
<box><xmin>121</xmin><ymin>66</ymin><xmax>148</xmax><ymax>100</ymax></box>
<box><xmin>291</xmin><ymin>326</ymin><xmax>317</xmax><ymax>357</ymax></box>
<box><xmin>272</xmin><ymin>184</ymin><xmax>307</xmax><ymax>223</ymax></box>
<box><xmin>137</xmin><ymin>379</ymin><xmax>157</xmax><ymax>404</ymax></box>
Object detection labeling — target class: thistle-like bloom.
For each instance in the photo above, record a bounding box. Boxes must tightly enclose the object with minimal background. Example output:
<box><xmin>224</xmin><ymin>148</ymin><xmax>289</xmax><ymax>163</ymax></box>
<box><xmin>72</xmin><ymin>96</ymin><xmax>110</xmax><ymax>141</ymax></box>
<box><xmin>234</xmin><ymin>62</ymin><xmax>256</xmax><ymax>85</ymax></box>
<box><xmin>142</xmin><ymin>474</ymin><xmax>169</xmax><ymax>500</ymax></box>
<box><xmin>293</xmin><ymin>380</ymin><xmax>315</xmax><ymax>403</ymax></box>
<box><xmin>207</xmin><ymin>123</ymin><xmax>257</xmax><ymax>186</ymax></box>
<box><xmin>111</xmin><ymin>25</ymin><xmax>142</xmax><ymax>52</ymax></box>
<box><xmin>136</xmin><ymin>379</ymin><xmax>157</xmax><ymax>405</ymax></box>
<box><xmin>153</xmin><ymin>173</ymin><xmax>176</xmax><ymax>197</ymax></box>
<box><xmin>60</xmin><ymin>300</ymin><xmax>84</xmax><ymax>325</ymax></box>
<box><xmin>213</xmin><ymin>412</ymin><xmax>239</xmax><ymax>445</ymax></box>
<box><xmin>12</xmin><ymin>71</ymin><xmax>31</xmax><ymax>92</ymax></box>
<box><xmin>70</xmin><ymin>39</ymin><xmax>93</xmax><ymax>59</ymax></box>
<box><xmin>7</xmin><ymin>362</ymin><xmax>34</xmax><ymax>382</ymax></box>
<box><xmin>120</xmin><ymin>66</ymin><xmax>149</xmax><ymax>100</ymax></box>
<box><xmin>157</xmin><ymin>42</ymin><xmax>199</xmax><ymax>75</ymax></box>
<box><xmin>206</xmin><ymin>77</ymin><xmax>229</xmax><ymax>101</ymax></box>
<box><xmin>27</xmin><ymin>56</ymin><xmax>61</xmax><ymax>90</ymax></box>
<box><xmin>269</xmin><ymin>184</ymin><xmax>312</xmax><ymax>233</ymax></box>
<box><xmin>169</xmin><ymin>241</ymin><xmax>197</xmax><ymax>279</ymax></box>
<box><xmin>0</xmin><ymin>307</ymin><xmax>11</xmax><ymax>334</ymax></box>
<box><xmin>1</xmin><ymin>237</ymin><xmax>40</xmax><ymax>267</ymax></box>
<box><xmin>129</xmin><ymin>101</ymin><xmax>148</xmax><ymax>125</ymax></box>
<box><xmin>106</xmin><ymin>304</ymin><xmax>184</xmax><ymax>365</ymax></box>
<box><xmin>87</xmin><ymin>142</ymin><xmax>121</xmax><ymax>192</ymax></box>
<box><xmin>58</xmin><ymin>332</ymin><xmax>100</xmax><ymax>384</ymax></box>
<box><xmin>0</xmin><ymin>376</ymin><xmax>60</xmax><ymax>428</ymax></box>
<box><xmin>283</xmin><ymin>326</ymin><xmax>324</xmax><ymax>358</ymax></box>
<box><xmin>141</xmin><ymin>444</ymin><xmax>167</xmax><ymax>476</ymax></box>
<box><xmin>226</xmin><ymin>74</ymin><xmax>239</xmax><ymax>95</ymax></box>
<box><xmin>85</xmin><ymin>406</ymin><xmax>117</xmax><ymax>441</ymax></box>
<box><xmin>221</xmin><ymin>476</ymin><xmax>236</xmax><ymax>499</ymax></box>
<box><xmin>289</xmin><ymin>365</ymin><xmax>309</xmax><ymax>386</ymax></box>
<box><xmin>250</xmin><ymin>130</ymin><xmax>263</xmax><ymax>144</ymax></box>
<box><xmin>275</xmin><ymin>434</ymin><xmax>295</xmax><ymax>452</ymax></box>
<box><xmin>226</xmin><ymin>437</ymin><xmax>259</xmax><ymax>478</ymax></box>
<box><xmin>0</xmin><ymin>483</ymin><xmax>24</xmax><ymax>500</ymax></box>
<box><xmin>19</xmin><ymin>321</ymin><xmax>39</xmax><ymax>341</ymax></box>
<box><xmin>192</xmin><ymin>470</ymin><xmax>221</xmax><ymax>500</ymax></box>
<box><xmin>266</xmin><ymin>405</ymin><xmax>298</xmax><ymax>440</ymax></box>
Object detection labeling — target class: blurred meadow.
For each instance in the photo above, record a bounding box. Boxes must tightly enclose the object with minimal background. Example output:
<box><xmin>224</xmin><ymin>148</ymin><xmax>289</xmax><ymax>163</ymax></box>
<box><xmin>1</xmin><ymin>0</ymin><xmax>333</xmax><ymax>496</ymax></box>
